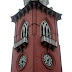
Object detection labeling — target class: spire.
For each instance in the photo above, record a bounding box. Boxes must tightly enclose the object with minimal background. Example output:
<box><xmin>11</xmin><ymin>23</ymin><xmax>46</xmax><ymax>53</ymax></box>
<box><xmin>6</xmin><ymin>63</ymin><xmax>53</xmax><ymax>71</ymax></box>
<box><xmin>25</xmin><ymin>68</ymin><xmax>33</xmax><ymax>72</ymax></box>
<box><xmin>23</xmin><ymin>0</ymin><xmax>49</xmax><ymax>6</ymax></box>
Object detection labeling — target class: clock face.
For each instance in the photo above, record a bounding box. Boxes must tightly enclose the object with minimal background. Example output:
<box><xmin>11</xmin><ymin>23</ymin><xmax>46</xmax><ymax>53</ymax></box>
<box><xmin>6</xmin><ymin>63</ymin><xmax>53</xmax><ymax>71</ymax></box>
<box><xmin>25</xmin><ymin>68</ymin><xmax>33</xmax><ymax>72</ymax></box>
<box><xmin>43</xmin><ymin>54</ymin><xmax>52</xmax><ymax>67</ymax></box>
<box><xmin>19</xmin><ymin>55</ymin><xmax>27</xmax><ymax>68</ymax></box>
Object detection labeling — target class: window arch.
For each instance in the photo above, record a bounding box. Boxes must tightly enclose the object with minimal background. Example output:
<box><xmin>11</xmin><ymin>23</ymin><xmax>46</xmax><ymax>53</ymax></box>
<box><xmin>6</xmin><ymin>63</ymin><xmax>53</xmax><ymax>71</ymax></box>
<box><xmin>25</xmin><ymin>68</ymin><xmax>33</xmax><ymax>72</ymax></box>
<box><xmin>21</xmin><ymin>21</ymin><xmax>29</xmax><ymax>38</ymax></box>
<box><xmin>41</xmin><ymin>20</ymin><xmax>51</xmax><ymax>38</ymax></box>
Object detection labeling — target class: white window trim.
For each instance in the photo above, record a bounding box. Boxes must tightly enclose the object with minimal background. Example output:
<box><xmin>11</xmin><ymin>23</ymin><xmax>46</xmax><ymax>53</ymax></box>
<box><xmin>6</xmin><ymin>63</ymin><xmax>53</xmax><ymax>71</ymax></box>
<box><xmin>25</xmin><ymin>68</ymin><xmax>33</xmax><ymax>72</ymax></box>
<box><xmin>21</xmin><ymin>21</ymin><xmax>29</xmax><ymax>38</ymax></box>
<box><xmin>41</xmin><ymin>20</ymin><xmax>51</xmax><ymax>38</ymax></box>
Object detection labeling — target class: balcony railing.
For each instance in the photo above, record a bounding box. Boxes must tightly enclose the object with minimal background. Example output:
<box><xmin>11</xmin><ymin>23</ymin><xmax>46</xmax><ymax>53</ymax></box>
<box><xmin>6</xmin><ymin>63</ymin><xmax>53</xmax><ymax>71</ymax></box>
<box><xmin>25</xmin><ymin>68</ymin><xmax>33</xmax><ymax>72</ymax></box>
<box><xmin>14</xmin><ymin>37</ymin><xmax>28</xmax><ymax>48</ymax></box>
<box><xmin>41</xmin><ymin>36</ymin><xmax>57</xmax><ymax>47</ymax></box>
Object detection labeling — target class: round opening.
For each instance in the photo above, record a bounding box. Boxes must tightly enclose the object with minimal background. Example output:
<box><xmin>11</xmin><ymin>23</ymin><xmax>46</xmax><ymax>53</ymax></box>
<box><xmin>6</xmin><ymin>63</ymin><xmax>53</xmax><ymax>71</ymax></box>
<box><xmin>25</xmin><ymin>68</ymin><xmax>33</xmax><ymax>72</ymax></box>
<box><xmin>16</xmin><ymin>53</ymin><xmax>27</xmax><ymax>71</ymax></box>
<box><xmin>19</xmin><ymin>55</ymin><xmax>27</xmax><ymax>68</ymax></box>
<box><xmin>43</xmin><ymin>54</ymin><xmax>53</xmax><ymax>67</ymax></box>
<box><xmin>42</xmin><ymin>52</ymin><xmax>56</xmax><ymax>70</ymax></box>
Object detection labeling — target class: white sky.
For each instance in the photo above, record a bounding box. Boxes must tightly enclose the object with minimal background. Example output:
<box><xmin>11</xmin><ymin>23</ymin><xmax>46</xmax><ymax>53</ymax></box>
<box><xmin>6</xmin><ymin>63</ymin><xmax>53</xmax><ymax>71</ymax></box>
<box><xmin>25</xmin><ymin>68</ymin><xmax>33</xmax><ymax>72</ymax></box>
<box><xmin>0</xmin><ymin>0</ymin><xmax>72</xmax><ymax>72</ymax></box>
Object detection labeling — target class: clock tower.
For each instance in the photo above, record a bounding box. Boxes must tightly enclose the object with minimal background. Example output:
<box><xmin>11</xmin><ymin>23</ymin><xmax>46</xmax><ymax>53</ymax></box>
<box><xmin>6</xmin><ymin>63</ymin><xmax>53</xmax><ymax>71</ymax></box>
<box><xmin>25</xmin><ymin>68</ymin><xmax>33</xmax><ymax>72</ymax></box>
<box><xmin>11</xmin><ymin>0</ymin><xmax>62</xmax><ymax>72</ymax></box>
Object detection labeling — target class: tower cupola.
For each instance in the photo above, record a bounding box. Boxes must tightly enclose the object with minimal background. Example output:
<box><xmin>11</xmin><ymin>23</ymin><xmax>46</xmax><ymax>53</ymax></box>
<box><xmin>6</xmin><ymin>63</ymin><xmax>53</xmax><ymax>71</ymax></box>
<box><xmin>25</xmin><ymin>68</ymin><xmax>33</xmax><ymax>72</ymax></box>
<box><xmin>23</xmin><ymin>0</ymin><xmax>49</xmax><ymax>6</ymax></box>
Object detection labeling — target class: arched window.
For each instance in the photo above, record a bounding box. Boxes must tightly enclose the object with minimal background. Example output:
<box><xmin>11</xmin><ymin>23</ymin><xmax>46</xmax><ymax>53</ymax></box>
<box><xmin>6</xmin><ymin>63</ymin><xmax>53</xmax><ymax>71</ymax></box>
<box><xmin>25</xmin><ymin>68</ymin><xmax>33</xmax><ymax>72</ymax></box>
<box><xmin>21</xmin><ymin>21</ymin><xmax>29</xmax><ymax>38</ymax></box>
<box><xmin>41</xmin><ymin>20</ymin><xmax>51</xmax><ymax>38</ymax></box>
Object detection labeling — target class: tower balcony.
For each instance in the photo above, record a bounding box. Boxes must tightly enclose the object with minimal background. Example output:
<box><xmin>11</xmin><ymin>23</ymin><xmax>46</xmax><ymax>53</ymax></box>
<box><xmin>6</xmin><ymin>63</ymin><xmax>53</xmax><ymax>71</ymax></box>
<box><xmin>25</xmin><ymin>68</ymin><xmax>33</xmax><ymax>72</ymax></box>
<box><xmin>41</xmin><ymin>36</ymin><xmax>57</xmax><ymax>50</ymax></box>
<box><xmin>14</xmin><ymin>37</ymin><xmax>28</xmax><ymax>49</ymax></box>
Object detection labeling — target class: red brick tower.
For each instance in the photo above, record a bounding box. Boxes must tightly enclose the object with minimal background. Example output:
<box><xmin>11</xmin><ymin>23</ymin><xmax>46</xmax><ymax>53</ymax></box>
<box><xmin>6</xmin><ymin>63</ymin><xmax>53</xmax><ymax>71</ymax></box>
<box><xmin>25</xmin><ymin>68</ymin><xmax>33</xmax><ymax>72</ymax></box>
<box><xmin>11</xmin><ymin>0</ymin><xmax>62</xmax><ymax>72</ymax></box>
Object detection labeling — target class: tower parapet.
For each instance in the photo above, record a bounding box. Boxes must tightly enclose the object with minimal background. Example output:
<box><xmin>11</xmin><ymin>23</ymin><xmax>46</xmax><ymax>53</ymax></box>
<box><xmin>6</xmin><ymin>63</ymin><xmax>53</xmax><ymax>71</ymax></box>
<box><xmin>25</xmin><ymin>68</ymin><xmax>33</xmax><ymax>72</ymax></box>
<box><xmin>11</xmin><ymin>1</ymin><xmax>61</xmax><ymax>22</ymax></box>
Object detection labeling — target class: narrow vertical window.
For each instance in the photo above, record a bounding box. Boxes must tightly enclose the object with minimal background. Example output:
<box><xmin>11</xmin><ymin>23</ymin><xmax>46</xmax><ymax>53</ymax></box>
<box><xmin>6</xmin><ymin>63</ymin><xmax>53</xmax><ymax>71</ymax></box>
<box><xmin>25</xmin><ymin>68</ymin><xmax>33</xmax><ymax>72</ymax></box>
<box><xmin>45</xmin><ymin>27</ymin><xmax>46</xmax><ymax>36</ymax></box>
<box><xmin>25</xmin><ymin>27</ymin><xmax>26</xmax><ymax>37</ymax></box>
<box><xmin>41</xmin><ymin>20</ymin><xmax>51</xmax><ymax>38</ymax></box>
<box><xmin>41</xmin><ymin>25</ymin><xmax>43</xmax><ymax>36</ymax></box>
<box><xmin>22</xmin><ymin>30</ymin><xmax>24</xmax><ymax>38</ymax></box>
<box><xmin>21</xmin><ymin>21</ymin><xmax>29</xmax><ymax>38</ymax></box>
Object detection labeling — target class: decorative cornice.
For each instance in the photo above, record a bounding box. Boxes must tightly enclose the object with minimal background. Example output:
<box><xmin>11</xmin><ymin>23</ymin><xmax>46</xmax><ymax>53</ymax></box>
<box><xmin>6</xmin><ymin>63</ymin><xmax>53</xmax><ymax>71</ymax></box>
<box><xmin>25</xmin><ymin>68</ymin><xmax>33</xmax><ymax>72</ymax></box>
<box><xmin>11</xmin><ymin>1</ymin><xmax>62</xmax><ymax>23</ymax></box>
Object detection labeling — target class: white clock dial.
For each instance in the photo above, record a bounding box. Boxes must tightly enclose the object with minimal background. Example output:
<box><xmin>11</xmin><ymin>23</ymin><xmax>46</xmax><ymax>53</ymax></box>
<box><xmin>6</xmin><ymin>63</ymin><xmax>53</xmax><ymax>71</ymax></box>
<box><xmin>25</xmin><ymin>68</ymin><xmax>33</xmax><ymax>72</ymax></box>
<box><xmin>43</xmin><ymin>54</ymin><xmax>52</xmax><ymax>67</ymax></box>
<box><xmin>19</xmin><ymin>55</ymin><xmax>27</xmax><ymax>68</ymax></box>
